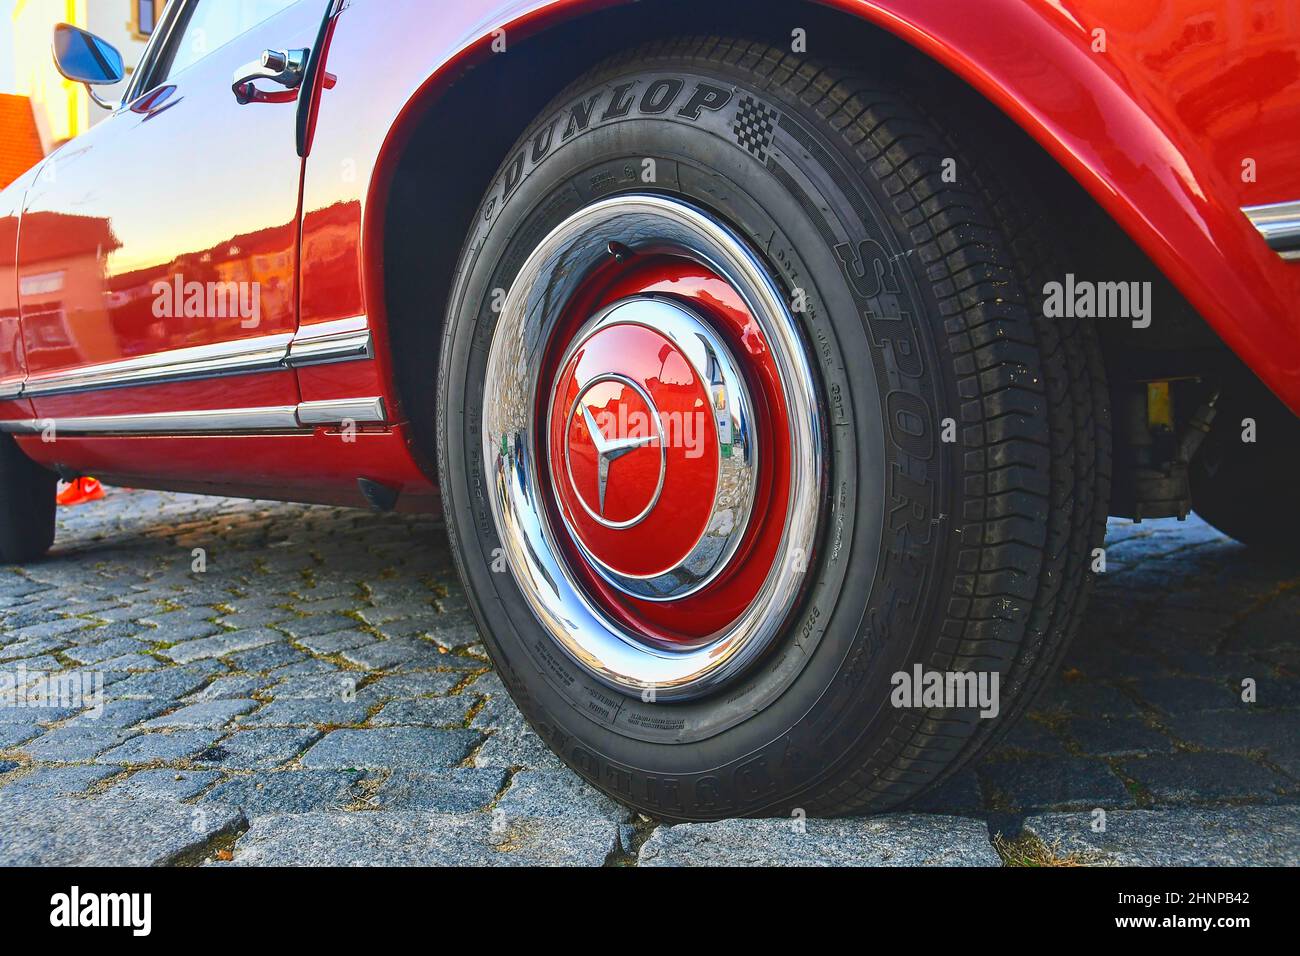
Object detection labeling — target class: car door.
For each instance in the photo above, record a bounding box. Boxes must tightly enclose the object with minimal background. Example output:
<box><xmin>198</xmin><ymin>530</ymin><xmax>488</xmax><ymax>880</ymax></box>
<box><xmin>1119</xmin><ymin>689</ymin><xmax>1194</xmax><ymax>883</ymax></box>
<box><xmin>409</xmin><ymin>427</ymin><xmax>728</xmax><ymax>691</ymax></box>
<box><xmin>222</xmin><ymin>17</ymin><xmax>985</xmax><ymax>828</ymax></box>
<box><xmin>16</xmin><ymin>0</ymin><xmax>325</xmax><ymax>427</ymax></box>
<box><xmin>0</xmin><ymin>165</ymin><xmax>41</xmax><ymax>425</ymax></box>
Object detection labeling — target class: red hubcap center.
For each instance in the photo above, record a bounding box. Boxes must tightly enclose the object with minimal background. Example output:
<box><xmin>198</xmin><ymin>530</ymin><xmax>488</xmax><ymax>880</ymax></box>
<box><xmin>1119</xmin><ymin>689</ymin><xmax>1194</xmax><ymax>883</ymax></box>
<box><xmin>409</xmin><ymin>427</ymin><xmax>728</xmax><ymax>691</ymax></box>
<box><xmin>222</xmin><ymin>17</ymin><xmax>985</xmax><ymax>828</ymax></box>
<box><xmin>549</xmin><ymin>322</ymin><xmax>718</xmax><ymax>579</ymax></box>
<box><xmin>538</xmin><ymin>255</ymin><xmax>797</xmax><ymax>644</ymax></box>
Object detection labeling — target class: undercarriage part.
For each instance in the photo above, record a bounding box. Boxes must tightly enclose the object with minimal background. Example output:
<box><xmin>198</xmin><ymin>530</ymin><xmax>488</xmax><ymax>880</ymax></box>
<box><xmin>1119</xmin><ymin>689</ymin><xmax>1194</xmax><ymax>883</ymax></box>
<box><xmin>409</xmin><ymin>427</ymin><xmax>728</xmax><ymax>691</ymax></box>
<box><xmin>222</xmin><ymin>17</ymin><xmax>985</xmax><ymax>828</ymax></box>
<box><xmin>1188</xmin><ymin>372</ymin><xmax>1300</xmax><ymax>550</ymax></box>
<box><xmin>1111</xmin><ymin>380</ymin><xmax>1218</xmax><ymax>521</ymax></box>
<box><xmin>357</xmin><ymin>477</ymin><xmax>399</xmax><ymax>512</ymax></box>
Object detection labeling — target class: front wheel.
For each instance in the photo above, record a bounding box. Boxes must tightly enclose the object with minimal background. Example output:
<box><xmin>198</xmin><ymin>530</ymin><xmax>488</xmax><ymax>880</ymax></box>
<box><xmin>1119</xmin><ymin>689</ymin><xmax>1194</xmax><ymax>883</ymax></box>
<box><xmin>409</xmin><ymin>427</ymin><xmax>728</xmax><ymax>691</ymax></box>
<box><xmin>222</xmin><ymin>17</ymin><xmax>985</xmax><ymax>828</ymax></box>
<box><xmin>437</xmin><ymin>38</ymin><xmax>1108</xmax><ymax>818</ymax></box>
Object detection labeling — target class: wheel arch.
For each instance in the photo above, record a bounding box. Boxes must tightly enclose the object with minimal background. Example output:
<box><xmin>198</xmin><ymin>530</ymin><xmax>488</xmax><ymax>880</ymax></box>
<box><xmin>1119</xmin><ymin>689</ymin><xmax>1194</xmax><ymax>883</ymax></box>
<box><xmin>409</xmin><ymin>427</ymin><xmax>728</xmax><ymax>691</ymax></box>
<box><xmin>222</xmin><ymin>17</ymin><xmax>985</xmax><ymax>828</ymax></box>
<box><xmin>364</xmin><ymin>0</ymin><xmax>1300</xmax><ymax>468</ymax></box>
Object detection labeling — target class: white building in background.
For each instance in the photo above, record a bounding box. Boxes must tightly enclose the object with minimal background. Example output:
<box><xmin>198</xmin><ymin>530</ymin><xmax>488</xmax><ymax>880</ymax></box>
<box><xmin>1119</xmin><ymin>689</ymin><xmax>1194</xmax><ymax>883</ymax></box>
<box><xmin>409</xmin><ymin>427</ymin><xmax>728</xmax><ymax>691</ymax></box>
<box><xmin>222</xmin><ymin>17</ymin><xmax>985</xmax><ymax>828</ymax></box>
<box><xmin>11</xmin><ymin>0</ymin><xmax>167</xmax><ymax>151</ymax></box>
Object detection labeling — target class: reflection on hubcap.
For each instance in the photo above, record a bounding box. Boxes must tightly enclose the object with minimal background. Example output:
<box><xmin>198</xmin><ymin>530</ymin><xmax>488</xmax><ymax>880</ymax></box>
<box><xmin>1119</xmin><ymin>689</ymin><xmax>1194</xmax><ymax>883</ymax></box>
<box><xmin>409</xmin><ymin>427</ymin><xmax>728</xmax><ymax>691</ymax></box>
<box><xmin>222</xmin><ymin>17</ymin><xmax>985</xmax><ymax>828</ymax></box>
<box><xmin>481</xmin><ymin>194</ymin><xmax>822</xmax><ymax>699</ymax></box>
<box><xmin>549</xmin><ymin>297</ymin><xmax>757</xmax><ymax>600</ymax></box>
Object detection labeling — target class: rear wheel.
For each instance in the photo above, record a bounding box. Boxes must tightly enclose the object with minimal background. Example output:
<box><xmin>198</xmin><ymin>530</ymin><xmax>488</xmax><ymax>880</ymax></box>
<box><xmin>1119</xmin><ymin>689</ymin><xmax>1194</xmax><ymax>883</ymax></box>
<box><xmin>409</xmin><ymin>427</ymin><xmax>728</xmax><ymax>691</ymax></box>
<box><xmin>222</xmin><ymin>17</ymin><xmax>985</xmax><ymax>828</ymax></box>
<box><xmin>437</xmin><ymin>38</ymin><xmax>1109</xmax><ymax>818</ymax></box>
<box><xmin>0</xmin><ymin>435</ymin><xmax>57</xmax><ymax>563</ymax></box>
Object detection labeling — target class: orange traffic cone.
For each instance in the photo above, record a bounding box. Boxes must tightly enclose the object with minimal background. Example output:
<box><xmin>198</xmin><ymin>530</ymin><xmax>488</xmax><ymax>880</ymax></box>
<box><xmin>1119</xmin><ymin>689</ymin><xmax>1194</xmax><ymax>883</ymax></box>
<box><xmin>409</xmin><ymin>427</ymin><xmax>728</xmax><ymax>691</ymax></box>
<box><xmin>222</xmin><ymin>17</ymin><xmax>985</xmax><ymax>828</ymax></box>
<box><xmin>57</xmin><ymin>477</ymin><xmax>106</xmax><ymax>507</ymax></box>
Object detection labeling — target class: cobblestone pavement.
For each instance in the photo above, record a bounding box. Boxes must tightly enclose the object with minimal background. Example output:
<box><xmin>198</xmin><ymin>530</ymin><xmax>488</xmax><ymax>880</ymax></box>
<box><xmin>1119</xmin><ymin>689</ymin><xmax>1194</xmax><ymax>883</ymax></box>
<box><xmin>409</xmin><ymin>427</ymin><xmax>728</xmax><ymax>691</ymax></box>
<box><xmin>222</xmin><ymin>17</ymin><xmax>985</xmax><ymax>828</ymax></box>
<box><xmin>1</xmin><ymin>489</ymin><xmax>1296</xmax><ymax>866</ymax></box>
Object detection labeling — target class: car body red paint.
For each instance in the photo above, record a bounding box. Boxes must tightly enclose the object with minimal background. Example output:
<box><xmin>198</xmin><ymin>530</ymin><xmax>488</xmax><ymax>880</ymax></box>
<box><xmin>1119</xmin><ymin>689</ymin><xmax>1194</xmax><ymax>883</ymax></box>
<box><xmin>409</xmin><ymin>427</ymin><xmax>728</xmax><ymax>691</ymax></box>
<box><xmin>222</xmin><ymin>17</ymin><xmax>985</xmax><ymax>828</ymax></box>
<box><xmin>0</xmin><ymin>0</ymin><xmax>1296</xmax><ymax>513</ymax></box>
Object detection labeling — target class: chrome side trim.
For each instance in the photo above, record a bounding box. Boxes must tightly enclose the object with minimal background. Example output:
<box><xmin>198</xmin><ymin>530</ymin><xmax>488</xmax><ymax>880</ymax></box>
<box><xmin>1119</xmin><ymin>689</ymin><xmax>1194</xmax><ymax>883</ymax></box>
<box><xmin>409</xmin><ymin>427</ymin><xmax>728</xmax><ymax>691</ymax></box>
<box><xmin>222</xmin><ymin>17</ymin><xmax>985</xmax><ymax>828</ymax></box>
<box><xmin>1243</xmin><ymin>201</ymin><xmax>1300</xmax><ymax>260</ymax></box>
<box><xmin>0</xmin><ymin>379</ymin><xmax>23</xmax><ymax>401</ymax></box>
<box><xmin>20</xmin><ymin>333</ymin><xmax>293</xmax><ymax>398</ymax></box>
<box><xmin>0</xmin><ymin>395</ymin><xmax>388</xmax><ymax>435</ymax></box>
<box><xmin>0</xmin><ymin>406</ymin><xmax>301</xmax><ymax>435</ymax></box>
<box><xmin>297</xmin><ymin>396</ymin><xmax>386</xmax><ymax>424</ymax></box>
<box><xmin>10</xmin><ymin>316</ymin><xmax>372</xmax><ymax>398</ymax></box>
<box><xmin>287</xmin><ymin>317</ymin><xmax>372</xmax><ymax>367</ymax></box>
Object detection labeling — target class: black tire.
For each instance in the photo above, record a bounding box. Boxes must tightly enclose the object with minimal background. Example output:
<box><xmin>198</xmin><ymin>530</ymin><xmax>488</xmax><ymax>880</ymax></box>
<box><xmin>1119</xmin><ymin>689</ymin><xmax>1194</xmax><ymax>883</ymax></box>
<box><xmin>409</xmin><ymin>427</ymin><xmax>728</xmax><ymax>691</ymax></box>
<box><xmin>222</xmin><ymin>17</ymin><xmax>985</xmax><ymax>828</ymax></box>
<box><xmin>1191</xmin><ymin>376</ymin><xmax>1300</xmax><ymax>551</ymax></box>
<box><xmin>437</xmin><ymin>37</ymin><xmax>1109</xmax><ymax>818</ymax></box>
<box><xmin>0</xmin><ymin>434</ymin><xmax>57</xmax><ymax>563</ymax></box>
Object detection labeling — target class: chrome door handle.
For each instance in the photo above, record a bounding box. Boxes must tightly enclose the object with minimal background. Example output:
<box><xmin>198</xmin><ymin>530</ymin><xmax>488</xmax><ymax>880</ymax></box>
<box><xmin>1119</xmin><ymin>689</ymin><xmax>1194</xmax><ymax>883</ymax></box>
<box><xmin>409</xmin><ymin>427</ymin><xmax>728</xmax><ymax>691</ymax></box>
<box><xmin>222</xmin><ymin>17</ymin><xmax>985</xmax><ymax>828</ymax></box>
<box><xmin>232</xmin><ymin>48</ymin><xmax>308</xmax><ymax>103</ymax></box>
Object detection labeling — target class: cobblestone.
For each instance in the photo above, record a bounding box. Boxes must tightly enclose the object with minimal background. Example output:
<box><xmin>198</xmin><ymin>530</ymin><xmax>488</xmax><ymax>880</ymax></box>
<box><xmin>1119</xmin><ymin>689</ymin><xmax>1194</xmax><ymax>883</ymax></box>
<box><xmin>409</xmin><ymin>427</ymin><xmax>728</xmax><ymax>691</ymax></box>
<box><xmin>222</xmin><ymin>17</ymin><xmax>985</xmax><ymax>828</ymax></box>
<box><xmin>202</xmin><ymin>770</ymin><xmax>372</xmax><ymax>814</ymax></box>
<box><xmin>19</xmin><ymin>724</ymin><xmax>137</xmax><ymax>762</ymax></box>
<box><xmin>300</xmin><ymin>728</ymin><xmax>482</xmax><ymax>771</ymax></box>
<box><xmin>237</xmin><ymin>696</ymin><xmax>370</xmax><ymax>728</ymax></box>
<box><xmin>977</xmin><ymin>756</ymin><xmax>1136</xmax><ymax>811</ymax></box>
<box><xmin>0</xmin><ymin>797</ymin><xmax>243</xmax><ymax>866</ymax></box>
<box><xmin>1022</xmin><ymin>807</ymin><xmax>1299</xmax><ymax>865</ymax></box>
<box><xmin>195</xmin><ymin>728</ymin><xmax>322</xmax><ymax>770</ymax></box>
<box><xmin>638</xmin><ymin>816</ymin><xmax>1000</xmax><ymax>866</ymax></box>
<box><xmin>110</xmin><ymin>768</ymin><xmax>221</xmax><ymax>800</ymax></box>
<box><xmin>370</xmin><ymin>698</ymin><xmax>476</xmax><ymax>727</ymax></box>
<box><xmin>371</xmin><ymin>769</ymin><xmax>507</xmax><ymax>812</ymax></box>
<box><xmin>223</xmin><ymin>811</ymin><xmax>619</xmax><ymax>866</ymax></box>
<box><xmin>1118</xmin><ymin>752</ymin><xmax>1294</xmax><ymax>804</ymax></box>
<box><xmin>97</xmin><ymin>730</ymin><xmax>225</xmax><ymax>765</ymax></box>
<box><xmin>142</xmin><ymin>699</ymin><xmax>258</xmax><ymax>729</ymax></box>
<box><xmin>1</xmin><ymin>764</ymin><xmax>123</xmax><ymax>796</ymax></box>
<box><xmin>163</xmin><ymin>629</ymin><xmax>281</xmax><ymax>664</ymax></box>
<box><xmin>0</xmin><ymin>491</ymin><xmax>1294</xmax><ymax>865</ymax></box>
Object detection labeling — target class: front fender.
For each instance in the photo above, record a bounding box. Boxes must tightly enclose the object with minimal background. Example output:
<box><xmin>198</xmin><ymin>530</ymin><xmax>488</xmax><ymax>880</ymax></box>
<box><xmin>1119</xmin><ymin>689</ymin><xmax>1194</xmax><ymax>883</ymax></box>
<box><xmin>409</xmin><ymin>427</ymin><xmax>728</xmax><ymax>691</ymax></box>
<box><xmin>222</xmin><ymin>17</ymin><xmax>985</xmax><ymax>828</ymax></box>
<box><xmin>302</xmin><ymin>0</ymin><xmax>1300</xmax><ymax>417</ymax></box>
<box><xmin>824</xmin><ymin>0</ymin><xmax>1300</xmax><ymax>412</ymax></box>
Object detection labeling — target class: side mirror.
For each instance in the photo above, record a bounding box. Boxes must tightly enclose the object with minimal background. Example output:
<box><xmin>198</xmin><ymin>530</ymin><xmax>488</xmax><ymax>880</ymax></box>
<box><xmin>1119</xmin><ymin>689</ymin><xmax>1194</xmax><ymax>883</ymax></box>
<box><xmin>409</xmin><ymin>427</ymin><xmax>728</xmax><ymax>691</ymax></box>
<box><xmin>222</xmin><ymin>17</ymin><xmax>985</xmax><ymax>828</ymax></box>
<box><xmin>52</xmin><ymin>23</ymin><xmax>125</xmax><ymax>108</ymax></box>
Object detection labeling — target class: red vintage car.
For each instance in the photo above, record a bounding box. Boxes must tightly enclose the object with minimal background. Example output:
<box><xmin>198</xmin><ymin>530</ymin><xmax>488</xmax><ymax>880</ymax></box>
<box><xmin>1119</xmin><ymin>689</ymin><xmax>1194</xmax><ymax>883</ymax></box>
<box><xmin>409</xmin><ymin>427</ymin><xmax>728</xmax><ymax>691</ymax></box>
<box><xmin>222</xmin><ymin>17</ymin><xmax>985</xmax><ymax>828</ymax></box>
<box><xmin>0</xmin><ymin>0</ymin><xmax>1296</xmax><ymax>819</ymax></box>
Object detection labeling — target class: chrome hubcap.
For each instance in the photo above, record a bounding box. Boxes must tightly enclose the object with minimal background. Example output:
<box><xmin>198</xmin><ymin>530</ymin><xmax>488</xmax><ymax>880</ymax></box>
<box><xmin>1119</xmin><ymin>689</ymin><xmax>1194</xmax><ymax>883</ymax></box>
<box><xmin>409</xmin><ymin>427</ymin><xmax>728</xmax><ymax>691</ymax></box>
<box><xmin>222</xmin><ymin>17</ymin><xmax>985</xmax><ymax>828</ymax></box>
<box><xmin>481</xmin><ymin>194</ymin><xmax>822</xmax><ymax>699</ymax></box>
